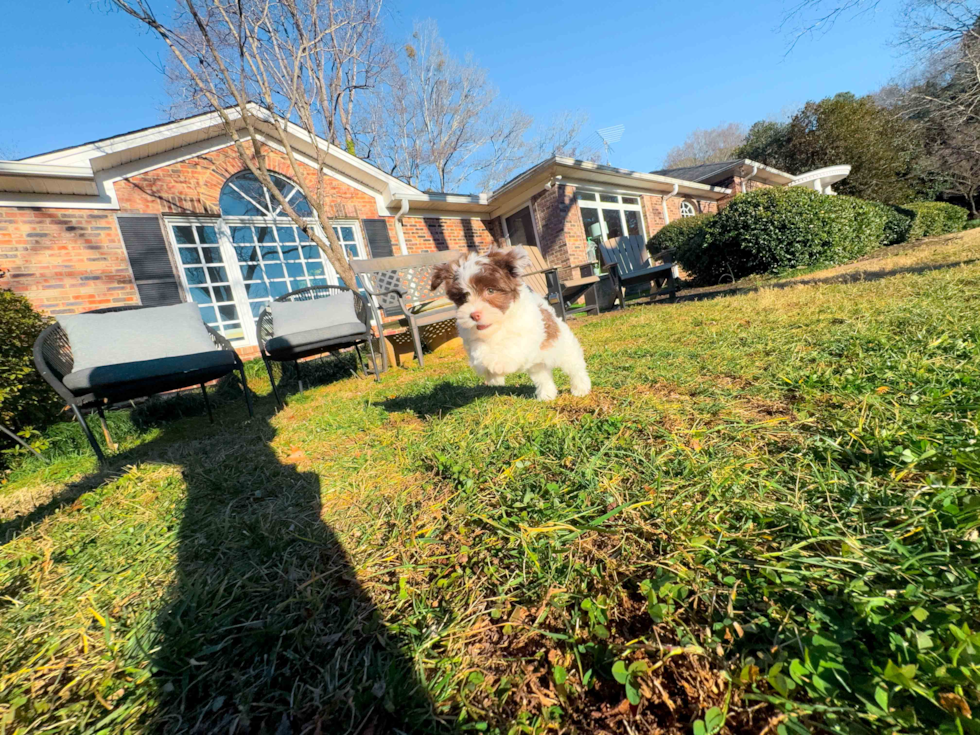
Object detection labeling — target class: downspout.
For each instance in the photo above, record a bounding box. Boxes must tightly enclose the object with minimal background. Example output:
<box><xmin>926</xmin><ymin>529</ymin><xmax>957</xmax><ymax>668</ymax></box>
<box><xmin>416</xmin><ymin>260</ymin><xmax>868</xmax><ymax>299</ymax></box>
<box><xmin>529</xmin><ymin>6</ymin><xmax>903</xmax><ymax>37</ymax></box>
<box><xmin>393</xmin><ymin>198</ymin><xmax>409</xmax><ymax>255</ymax></box>
<box><xmin>661</xmin><ymin>184</ymin><xmax>679</xmax><ymax>225</ymax></box>
<box><xmin>740</xmin><ymin>164</ymin><xmax>759</xmax><ymax>194</ymax></box>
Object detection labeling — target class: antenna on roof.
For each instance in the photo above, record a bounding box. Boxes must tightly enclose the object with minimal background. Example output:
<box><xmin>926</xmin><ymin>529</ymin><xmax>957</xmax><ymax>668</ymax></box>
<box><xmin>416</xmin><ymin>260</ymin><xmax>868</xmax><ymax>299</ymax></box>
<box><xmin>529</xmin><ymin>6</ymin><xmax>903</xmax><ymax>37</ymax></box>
<box><xmin>592</xmin><ymin>124</ymin><xmax>625</xmax><ymax>165</ymax></box>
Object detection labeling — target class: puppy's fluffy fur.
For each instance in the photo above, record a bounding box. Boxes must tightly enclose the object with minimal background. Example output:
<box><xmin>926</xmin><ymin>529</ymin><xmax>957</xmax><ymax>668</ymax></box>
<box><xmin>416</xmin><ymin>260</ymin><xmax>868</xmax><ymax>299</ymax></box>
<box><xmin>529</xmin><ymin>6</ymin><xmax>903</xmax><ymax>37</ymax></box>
<box><xmin>431</xmin><ymin>247</ymin><xmax>591</xmax><ymax>401</ymax></box>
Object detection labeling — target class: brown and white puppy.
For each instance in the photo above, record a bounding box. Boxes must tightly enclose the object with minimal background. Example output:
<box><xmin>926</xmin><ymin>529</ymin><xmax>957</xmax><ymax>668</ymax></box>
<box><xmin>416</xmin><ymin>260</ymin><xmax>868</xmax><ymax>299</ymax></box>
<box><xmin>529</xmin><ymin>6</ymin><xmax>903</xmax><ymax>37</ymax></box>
<box><xmin>431</xmin><ymin>247</ymin><xmax>590</xmax><ymax>401</ymax></box>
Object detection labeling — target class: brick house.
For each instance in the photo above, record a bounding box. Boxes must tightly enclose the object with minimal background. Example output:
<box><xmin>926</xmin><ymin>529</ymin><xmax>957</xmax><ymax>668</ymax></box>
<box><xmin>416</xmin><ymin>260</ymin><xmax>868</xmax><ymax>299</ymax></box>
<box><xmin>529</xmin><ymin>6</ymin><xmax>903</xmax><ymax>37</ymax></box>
<box><xmin>0</xmin><ymin>109</ymin><xmax>846</xmax><ymax>355</ymax></box>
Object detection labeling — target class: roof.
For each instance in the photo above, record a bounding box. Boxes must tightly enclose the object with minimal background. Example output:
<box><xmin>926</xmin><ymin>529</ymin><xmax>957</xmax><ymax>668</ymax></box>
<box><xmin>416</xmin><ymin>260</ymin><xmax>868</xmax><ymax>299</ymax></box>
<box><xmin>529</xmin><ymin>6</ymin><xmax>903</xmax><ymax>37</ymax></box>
<box><xmin>2</xmin><ymin>107</ymin><xmax>734</xmax><ymax>213</ymax></box>
<box><xmin>652</xmin><ymin>159</ymin><xmax>796</xmax><ymax>187</ymax></box>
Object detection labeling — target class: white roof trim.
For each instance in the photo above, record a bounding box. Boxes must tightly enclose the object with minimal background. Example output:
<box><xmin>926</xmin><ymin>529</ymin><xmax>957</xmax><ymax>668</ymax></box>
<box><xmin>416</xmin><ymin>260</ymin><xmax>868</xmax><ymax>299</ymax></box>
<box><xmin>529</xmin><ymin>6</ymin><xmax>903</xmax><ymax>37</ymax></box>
<box><xmin>789</xmin><ymin>165</ymin><xmax>851</xmax><ymax>187</ymax></box>
<box><xmin>0</xmin><ymin>161</ymin><xmax>94</xmax><ymax>179</ymax></box>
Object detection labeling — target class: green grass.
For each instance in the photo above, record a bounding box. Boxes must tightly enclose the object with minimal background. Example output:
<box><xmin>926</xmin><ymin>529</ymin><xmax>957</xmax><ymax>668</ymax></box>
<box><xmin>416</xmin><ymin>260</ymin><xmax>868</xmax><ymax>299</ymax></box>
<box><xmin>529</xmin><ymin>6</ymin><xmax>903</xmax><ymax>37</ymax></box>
<box><xmin>3</xmin><ymin>231</ymin><xmax>980</xmax><ymax>734</ymax></box>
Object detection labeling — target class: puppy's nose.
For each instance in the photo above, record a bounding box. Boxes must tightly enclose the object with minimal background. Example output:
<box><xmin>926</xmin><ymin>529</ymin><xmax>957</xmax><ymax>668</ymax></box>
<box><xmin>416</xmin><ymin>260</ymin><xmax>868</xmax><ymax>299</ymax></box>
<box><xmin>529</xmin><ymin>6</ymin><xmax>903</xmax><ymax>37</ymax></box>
<box><xmin>470</xmin><ymin>311</ymin><xmax>483</xmax><ymax>322</ymax></box>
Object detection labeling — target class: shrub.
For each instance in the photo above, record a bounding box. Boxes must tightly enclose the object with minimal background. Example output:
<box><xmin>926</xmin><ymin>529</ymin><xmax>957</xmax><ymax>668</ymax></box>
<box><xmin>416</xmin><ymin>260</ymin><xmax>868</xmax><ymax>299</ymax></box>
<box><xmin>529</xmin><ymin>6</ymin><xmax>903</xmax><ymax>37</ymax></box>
<box><xmin>673</xmin><ymin>187</ymin><xmax>888</xmax><ymax>285</ymax></box>
<box><xmin>905</xmin><ymin>202</ymin><xmax>969</xmax><ymax>239</ymax></box>
<box><xmin>0</xmin><ymin>285</ymin><xmax>60</xmax><ymax>464</ymax></box>
<box><xmin>877</xmin><ymin>204</ymin><xmax>914</xmax><ymax>246</ymax></box>
<box><xmin>646</xmin><ymin>213</ymin><xmax>712</xmax><ymax>257</ymax></box>
<box><xmin>965</xmin><ymin>218</ymin><xmax>980</xmax><ymax>230</ymax></box>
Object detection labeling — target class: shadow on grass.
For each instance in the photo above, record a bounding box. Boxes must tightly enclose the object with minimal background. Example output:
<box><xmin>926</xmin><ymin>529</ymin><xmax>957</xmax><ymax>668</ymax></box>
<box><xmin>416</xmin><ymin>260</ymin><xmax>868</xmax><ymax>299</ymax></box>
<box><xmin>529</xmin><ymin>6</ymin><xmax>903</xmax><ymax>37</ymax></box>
<box><xmin>379</xmin><ymin>382</ymin><xmax>535</xmax><ymax>419</ymax></box>
<box><xmin>2</xmin><ymin>373</ymin><xmax>452</xmax><ymax>734</ymax></box>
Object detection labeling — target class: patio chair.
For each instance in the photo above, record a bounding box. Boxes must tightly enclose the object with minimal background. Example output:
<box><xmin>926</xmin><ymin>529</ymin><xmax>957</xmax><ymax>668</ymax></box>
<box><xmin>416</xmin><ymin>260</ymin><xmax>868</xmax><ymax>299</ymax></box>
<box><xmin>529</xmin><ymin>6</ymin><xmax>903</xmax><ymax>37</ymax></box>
<box><xmin>597</xmin><ymin>234</ymin><xmax>679</xmax><ymax>308</ymax></box>
<box><xmin>256</xmin><ymin>285</ymin><xmax>383</xmax><ymax>411</ymax></box>
<box><xmin>351</xmin><ymin>251</ymin><xmax>462</xmax><ymax>368</ymax></box>
<box><xmin>523</xmin><ymin>245</ymin><xmax>601</xmax><ymax>320</ymax></box>
<box><xmin>33</xmin><ymin>302</ymin><xmax>253</xmax><ymax>464</ymax></box>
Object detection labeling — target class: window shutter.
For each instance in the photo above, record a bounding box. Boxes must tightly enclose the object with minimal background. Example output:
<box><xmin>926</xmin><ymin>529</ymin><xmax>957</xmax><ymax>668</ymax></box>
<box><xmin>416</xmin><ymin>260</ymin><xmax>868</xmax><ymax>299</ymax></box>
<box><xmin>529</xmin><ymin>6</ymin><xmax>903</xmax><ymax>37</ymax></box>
<box><xmin>117</xmin><ymin>216</ymin><xmax>183</xmax><ymax>307</ymax></box>
<box><xmin>361</xmin><ymin>219</ymin><xmax>394</xmax><ymax>258</ymax></box>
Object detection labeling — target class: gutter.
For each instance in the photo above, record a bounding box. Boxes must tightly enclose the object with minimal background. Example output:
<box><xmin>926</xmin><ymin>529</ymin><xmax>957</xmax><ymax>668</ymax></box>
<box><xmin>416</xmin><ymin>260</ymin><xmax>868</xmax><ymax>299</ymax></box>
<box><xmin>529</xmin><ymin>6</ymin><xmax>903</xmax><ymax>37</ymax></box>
<box><xmin>393</xmin><ymin>198</ymin><xmax>410</xmax><ymax>255</ymax></box>
<box><xmin>740</xmin><ymin>164</ymin><xmax>759</xmax><ymax>194</ymax></box>
<box><xmin>661</xmin><ymin>184</ymin><xmax>679</xmax><ymax>224</ymax></box>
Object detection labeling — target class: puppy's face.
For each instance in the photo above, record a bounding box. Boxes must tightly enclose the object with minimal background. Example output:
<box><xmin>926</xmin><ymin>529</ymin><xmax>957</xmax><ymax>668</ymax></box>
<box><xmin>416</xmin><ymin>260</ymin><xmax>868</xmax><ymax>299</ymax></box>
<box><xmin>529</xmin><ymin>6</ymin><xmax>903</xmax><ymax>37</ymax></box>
<box><xmin>431</xmin><ymin>247</ymin><xmax>529</xmax><ymax>337</ymax></box>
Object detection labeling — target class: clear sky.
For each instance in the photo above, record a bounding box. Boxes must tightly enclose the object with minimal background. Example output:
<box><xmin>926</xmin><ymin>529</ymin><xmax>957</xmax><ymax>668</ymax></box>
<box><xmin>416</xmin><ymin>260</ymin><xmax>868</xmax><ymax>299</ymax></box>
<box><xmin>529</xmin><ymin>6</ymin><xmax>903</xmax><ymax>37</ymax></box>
<box><xmin>1</xmin><ymin>0</ymin><xmax>906</xmax><ymax>172</ymax></box>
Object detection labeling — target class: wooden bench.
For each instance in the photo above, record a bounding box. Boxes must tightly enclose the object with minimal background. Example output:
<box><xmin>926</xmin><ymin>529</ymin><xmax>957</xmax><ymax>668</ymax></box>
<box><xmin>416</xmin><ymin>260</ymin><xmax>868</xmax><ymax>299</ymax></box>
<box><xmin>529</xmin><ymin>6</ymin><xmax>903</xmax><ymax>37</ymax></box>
<box><xmin>351</xmin><ymin>251</ymin><xmax>462</xmax><ymax>368</ymax></box>
<box><xmin>597</xmin><ymin>235</ymin><xmax>679</xmax><ymax>308</ymax></box>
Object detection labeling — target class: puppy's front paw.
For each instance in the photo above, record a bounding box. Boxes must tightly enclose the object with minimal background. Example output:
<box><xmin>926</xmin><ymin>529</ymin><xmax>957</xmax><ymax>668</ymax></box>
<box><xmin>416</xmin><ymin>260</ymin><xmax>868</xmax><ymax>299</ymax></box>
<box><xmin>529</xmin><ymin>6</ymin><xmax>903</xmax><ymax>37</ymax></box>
<box><xmin>485</xmin><ymin>375</ymin><xmax>506</xmax><ymax>386</ymax></box>
<box><xmin>570</xmin><ymin>375</ymin><xmax>592</xmax><ymax>397</ymax></box>
<box><xmin>535</xmin><ymin>383</ymin><xmax>558</xmax><ymax>401</ymax></box>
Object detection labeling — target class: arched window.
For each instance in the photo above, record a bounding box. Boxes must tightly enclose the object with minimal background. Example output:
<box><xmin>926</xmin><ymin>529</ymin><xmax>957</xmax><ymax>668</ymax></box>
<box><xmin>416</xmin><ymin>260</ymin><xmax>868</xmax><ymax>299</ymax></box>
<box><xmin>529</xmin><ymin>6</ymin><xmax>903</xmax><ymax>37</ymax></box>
<box><xmin>166</xmin><ymin>170</ymin><xmax>366</xmax><ymax>345</ymax></box>
<box><xmin>679</xmin><ymin>200</ymin><xmax>698</xmax><ymax>218</ymax></box>
<box><xmin>219</xmin><ymin>171</ymin><xmax>313</xmax><ymax>218</ymax></box>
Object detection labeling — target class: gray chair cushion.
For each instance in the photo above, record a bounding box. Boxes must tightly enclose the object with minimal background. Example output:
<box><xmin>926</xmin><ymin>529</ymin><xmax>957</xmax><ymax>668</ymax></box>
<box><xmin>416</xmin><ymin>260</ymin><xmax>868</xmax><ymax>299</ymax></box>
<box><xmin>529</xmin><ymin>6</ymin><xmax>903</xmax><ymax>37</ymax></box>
<box><xmin>64</xmin><ymin>351</ymin><xmax>237</xmax><ymax>393</ymax></box>
<box><xmin>270</xmin><ymin>292</ymin><xmax>360</xmax><ymax>338</ymax></box>
<box><xmin>265</xmin><ymin>322</ymin><xmax>368</xmax><ymax>355</ymax></box>
<box><xmin>58</xmin><ymin>302</ymin><xmax>216</xmax><ymax>371</ymax></box>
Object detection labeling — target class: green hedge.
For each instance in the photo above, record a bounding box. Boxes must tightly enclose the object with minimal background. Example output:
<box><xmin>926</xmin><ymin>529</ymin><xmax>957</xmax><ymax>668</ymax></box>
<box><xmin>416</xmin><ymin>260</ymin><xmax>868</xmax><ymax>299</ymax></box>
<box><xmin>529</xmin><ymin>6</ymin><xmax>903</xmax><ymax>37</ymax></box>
<box><xmin>965</xmin><ymin>219</ymin><xmax>980</xmax><ymax>230</ymax></box>
<box><xmin>905</xmin><ymin>201</ymin><xmax>969</xmax><ymax>239</ymax></box>
<box><xmin>877</xmin><ymin>204</ymin><xmax>914</xmax><ymax>246</ymax></box>
<box><xmin>0</xmin><ymin>286</ymin><xmax>59</xmax><ymax>466</ymax></box>
<box><xmin>673</xmin><ymin>187</ymin><xmax>889</xmax><ymax>285</ymax></box>
<box><xmin>646</xmin><ymin>214</ymin><xmax>713</xmax><ymax>256</ymax></box>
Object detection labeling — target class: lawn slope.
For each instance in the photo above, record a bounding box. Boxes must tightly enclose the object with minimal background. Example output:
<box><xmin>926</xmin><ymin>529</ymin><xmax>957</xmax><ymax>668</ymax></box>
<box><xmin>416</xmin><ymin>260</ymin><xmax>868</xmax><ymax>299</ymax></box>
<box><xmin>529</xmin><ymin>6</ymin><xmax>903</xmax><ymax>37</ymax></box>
<box><xmin>2</xmin><ymin>230</ymin><xmax>980</xmax><ymax>734</ymax></box>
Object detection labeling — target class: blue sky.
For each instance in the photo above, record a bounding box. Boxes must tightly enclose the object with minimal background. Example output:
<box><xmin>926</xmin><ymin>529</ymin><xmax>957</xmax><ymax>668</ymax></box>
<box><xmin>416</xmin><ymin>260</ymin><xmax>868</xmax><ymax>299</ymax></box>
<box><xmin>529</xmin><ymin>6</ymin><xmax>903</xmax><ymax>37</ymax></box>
<box><xmin>2</xmin><ymin>0</ymin><xmax>904</xmax><ymax>172</ymax></box>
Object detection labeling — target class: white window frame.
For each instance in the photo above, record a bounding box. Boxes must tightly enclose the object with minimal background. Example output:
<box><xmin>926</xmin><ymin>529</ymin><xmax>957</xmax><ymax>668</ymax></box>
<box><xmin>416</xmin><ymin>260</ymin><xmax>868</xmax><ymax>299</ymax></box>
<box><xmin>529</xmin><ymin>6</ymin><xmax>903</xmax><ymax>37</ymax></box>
<box><xmin>575</xmin><ymin>190</ymin><xmax>647</xmax><ymax>241</ymax></box>
<box><xmin>164</xmin><ymin>215</ymin><xmax>366</xmax><ymax>347</ymax></box>
<box><xmin>679</xmin><ymin>200</ymin><xmax>698</xmax><ymax>218</ymax></box>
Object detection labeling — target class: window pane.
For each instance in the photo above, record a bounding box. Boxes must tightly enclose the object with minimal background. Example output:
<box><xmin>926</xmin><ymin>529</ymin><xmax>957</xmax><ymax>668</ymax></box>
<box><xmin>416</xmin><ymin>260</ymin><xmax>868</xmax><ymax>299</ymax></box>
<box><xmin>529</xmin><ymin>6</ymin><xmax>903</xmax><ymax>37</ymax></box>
<box><xmin>173</xmin><ymin>226</ymin><xmax>196</xmax><ymax>245</ymax></box>
<box><xmin>580</xmin><ymin>207</ymin><xmax>601</xmax><ymax>241</ymax></box>
<box><xmin>339</xmin><ymin>226</ymin><xmax>355</xmax><ymax>241</ymax></box>
<box><xmin>190</xmin><ymin>287</ymin><xmax>212</xmax><ymax>304</ymax></box>
<box><xmin>241</xmin><ymin>264</ymin><xmax>263</xmax><ymax>281</ymax></box>
<box><xmin>199</xmin><ymin>306</ymin><xmax>217</xmax><ymax>324</ymax></box>
<box><xmin>260</xmin><ymin>246</ymin><xmax>280</xmax><ymax>261</ymax></box>
<box><xmin>197</xmin><ymin>226</ymin><xmax>218</xmax><ymax>244</ymax></box>
<box><xmin>201</xmin><ymin>247</ymin><xmax>222</xmax><ymax>264</ymax></box>
<box><xmin>276</xmin><ymin>226</ymin><xmax>296</xmax><ymax>243</ymax></box>
<box><xmin>599</xmin><ymin>194</ymin><xmax>618</xmax><ymax>203</ymax></box>
<box><xmin>179</xmin><ymin>247</ymin><xmax>201</xmax><ymax>265</ymax></box>
<box><xmin>290</xmin><ymin>279</ymin><xmax>308</xmax><ymax>292</ymax></box>
<box><xmin>270</xmin><ymin>281</ymin><xmax>288</xmax><ymax>298</ymax></box>
<box><xmin>224</xmin><ymin>323</ymin><xmax>244</xmax><ymax>340</ymax></box>
<box><xmin>185</xmin><ymin>267</ymin><xmax>206</xmax><ymax>285</ymax></box>
<box><xmin>207</xmin><ymin>266</ymin><xmax>228</xmax><ymax>283</ymax></box>
<box><xmin>231</xmin><ymin>226</ymin><xmax>254</xmax><ymax>243</ymax></box>
<box><xmin>255</xmin><ymin>226</ymin><xmax>275</xmax><ymax>243</ymax></box>
<box><xmin>211</xmin><ymin>285</ymin><xmax>233</xmax><ymax>303</ymax></box>
<box><xmin>302</xmin><ymin>245</ymin><xmax>321</xmax><ymax>260</ymax></box>
<box><xmin>625</xmin><ymin>210</ymin><xmax>641</xmax><ymax>237</ymax></box>
<box><xmin>504</xmin><ymin>207</ymin><xmax>536</xmax><ymax>249</ymax></box>
<box><xmin>281</xmin><ymin>244</ymin><xmax>301</xmax><ymax>261</ymax></box>
<box><xmin>310</xmin><ymin>276</ymin><xmax>328</xmax><ymax>287</ymax></box>
<box><xmin>577</xmin><ymin>192</ymin><xmax>597</xmax><ymax>202</ymax></box>
<box><xmin>286</xmin><ymin>262</ymin><xmax>305</xmax><ymax>278</ymax></box>
<box><xmin>264</xmin><ymin>263</ymin><xmax>285</xmax><ymax>280</ymax></box>
<box><xmin>622</xmin><ymin>196</ymin><xmax>639</xmax><ymax>205</ymax></box>
<box><xmin>250</xmin><ymin>302</ymin><xmax>267</xmax><ymax>318</ymax></box>
<box><xmin>292</xmin><ymin>198</ymin><xmax>313</xmax><ymax>217</ymax></box>
<box><xmin>246</xmin><ymin>281</ymin><xmax>269</xmax><ymax>299</ymax></box>
<box><xmin>602</xmin><ymin>209</ymin><xmax>624</xmax><ymax>239</ymax></box>
<box><xmin>307</xmin><ymin>261</ymin><xmax>325</xmax><ymax>277</ymax></box>
<box><xmin>235</xmin><ymin>245</ymin><xmax>258</xmax><ymax>263</ymax></box>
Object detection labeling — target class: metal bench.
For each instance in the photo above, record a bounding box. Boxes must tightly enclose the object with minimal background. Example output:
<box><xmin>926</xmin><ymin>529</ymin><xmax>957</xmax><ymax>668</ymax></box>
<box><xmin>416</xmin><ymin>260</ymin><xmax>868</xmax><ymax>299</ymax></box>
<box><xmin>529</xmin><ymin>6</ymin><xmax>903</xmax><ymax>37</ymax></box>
<box><xmin>597</xmin><ymin>234</ymin><xmax>678</xmax><ymax>308</ymax></box>
<box><xmin>351</xmin><ymin>251</ymin><xmax>462</xmax><ymax>368</ymax></box>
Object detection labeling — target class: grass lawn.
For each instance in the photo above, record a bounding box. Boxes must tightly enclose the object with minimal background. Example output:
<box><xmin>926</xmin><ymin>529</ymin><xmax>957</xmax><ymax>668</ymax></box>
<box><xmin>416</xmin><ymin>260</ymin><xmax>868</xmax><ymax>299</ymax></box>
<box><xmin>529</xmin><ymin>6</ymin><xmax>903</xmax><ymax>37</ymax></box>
<box><xmin>2</xmin><ymin>230</ymin><xmax>980</xmax><ymax>735</ymax></box>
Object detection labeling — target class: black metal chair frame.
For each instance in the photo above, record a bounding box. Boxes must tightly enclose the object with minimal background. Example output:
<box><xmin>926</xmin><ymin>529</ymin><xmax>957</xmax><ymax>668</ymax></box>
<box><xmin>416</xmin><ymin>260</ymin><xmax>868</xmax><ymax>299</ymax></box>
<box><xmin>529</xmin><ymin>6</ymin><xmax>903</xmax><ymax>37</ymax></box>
<box><xmin>256</xmin><ymin>285</ymin><xmax>384</xmax><ymax>411</ymax></box>
<box><xmin>33</xmin><ymin>305</ymin><xmax>254</xmax><ymax>465</ymax></box>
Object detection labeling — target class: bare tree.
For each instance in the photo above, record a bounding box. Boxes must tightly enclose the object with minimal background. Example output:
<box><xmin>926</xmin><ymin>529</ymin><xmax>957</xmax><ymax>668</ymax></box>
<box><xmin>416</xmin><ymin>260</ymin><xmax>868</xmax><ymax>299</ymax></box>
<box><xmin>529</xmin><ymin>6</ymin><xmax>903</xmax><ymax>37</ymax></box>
<box><xmin>362</xmin><ymin>20</ymin><xmax>536</xmax><ymax>193</ymax></box>
<box><xmin>661</xmin><ymin>122</ymin><xmax>747</xmax><ymax>168</ymax></box>
<box><xmin>107</xmin><ymin>0</ymin><xmax>391</xmax><ymax>288</ymax></box>
<box><xmin>530</xmin><ymin>110</ymin><xmax>602</xmax><ymax>163</ymax></box>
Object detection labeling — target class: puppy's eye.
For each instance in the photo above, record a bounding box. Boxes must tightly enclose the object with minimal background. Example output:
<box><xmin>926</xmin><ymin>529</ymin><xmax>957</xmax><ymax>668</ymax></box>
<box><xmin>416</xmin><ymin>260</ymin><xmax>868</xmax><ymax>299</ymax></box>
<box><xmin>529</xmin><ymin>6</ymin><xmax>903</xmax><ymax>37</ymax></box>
<box><xmin>486</xmin><ymin>288</ymin><xmax>496</xmax><ymax>295</ymax></box>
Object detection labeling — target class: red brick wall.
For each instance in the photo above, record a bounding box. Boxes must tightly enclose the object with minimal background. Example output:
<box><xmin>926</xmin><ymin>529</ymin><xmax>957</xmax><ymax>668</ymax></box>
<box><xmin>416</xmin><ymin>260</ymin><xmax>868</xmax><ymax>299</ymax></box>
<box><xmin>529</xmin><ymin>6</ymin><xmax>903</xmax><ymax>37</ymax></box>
<box><xmin>716</xmin><ymin>176</ymin><xmax>771</xmax><ymax>208</ymax></box>
<box><xmin>400</xmin><ymin>216</ymin><xmax>496</xmax><ymax>254</ymax></box>
<box><xmin>530</xmin><ymin>183</ymin><xmax>589</xmax><ymax>271</ymax></box>
<box><xmin>640</xmin><ymin>195</ymin><xmax>718</xmax><ymax>238</ymax></box>
<box><xmin>0</xmin><ymin>208</ymin><xmax>138</xmax><ymax>315</ymax></box>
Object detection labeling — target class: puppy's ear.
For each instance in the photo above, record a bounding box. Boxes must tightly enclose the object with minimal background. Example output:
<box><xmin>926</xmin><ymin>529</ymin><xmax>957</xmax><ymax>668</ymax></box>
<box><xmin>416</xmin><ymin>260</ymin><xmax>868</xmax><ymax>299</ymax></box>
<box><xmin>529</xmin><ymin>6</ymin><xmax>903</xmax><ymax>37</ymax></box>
<box><xmin>430</xmin><ymin>261</ymin><xmax>458</xmax><ymax>292</ymax></box>
<box><xmin>486</xmin><ymin>246</ymin><xmax>531</xmax><ymax>278</ymax></box>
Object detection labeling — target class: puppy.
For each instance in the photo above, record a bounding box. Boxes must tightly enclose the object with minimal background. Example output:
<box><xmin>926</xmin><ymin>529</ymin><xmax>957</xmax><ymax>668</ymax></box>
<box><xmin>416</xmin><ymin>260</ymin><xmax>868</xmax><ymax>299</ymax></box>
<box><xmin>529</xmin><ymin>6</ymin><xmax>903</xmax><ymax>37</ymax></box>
<box><xmin>430</xmin><ymin>246</ymin><xmax>591</xmax><ymax>401</ymax></box>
